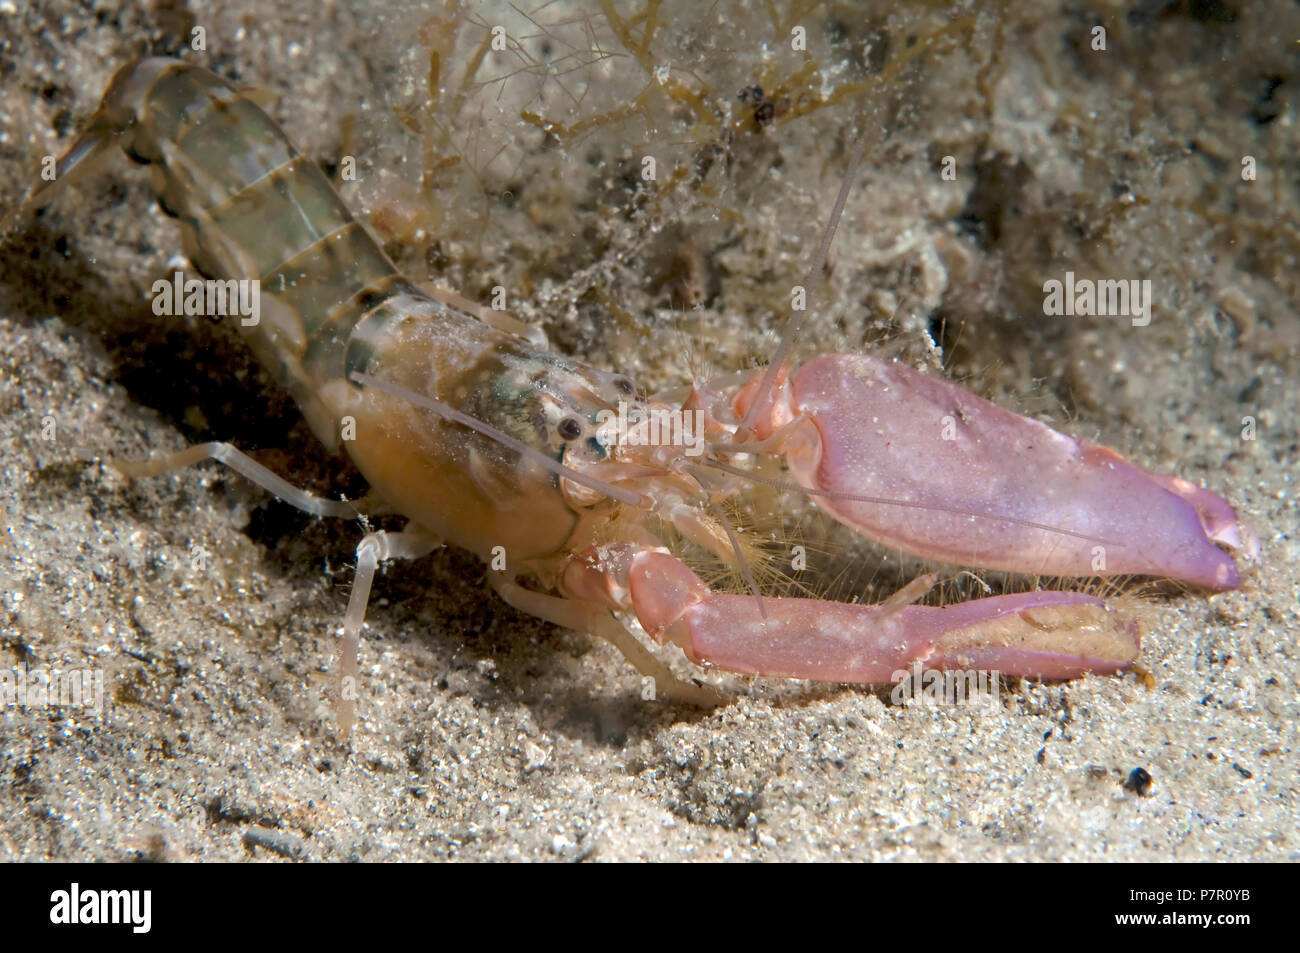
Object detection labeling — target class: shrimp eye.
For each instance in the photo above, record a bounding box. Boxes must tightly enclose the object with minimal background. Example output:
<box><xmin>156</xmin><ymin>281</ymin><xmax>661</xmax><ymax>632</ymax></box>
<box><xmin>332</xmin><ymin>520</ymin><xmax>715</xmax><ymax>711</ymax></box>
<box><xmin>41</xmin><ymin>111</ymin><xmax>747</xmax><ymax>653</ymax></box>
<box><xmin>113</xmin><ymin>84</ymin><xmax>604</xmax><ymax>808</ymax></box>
<box><xmin>612</xmin><ymin>376</ymin><xmax>635</xmax><ymax>396</ymax></box>
<box><xmin>557</xmin><ymin>416</ymin><xmax>583</xmax><ymax>441</ymax></box>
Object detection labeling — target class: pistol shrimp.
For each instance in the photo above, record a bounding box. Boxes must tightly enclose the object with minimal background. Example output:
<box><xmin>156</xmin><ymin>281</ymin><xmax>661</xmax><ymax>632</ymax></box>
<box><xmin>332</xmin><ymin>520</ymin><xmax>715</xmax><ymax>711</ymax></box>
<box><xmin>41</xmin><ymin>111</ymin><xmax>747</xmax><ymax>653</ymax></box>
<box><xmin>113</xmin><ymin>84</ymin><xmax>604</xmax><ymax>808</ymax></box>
<box><xmin>11</xmin><ymin>58</ymin><xmax>1251</xmax><ymax>739</ymax></box>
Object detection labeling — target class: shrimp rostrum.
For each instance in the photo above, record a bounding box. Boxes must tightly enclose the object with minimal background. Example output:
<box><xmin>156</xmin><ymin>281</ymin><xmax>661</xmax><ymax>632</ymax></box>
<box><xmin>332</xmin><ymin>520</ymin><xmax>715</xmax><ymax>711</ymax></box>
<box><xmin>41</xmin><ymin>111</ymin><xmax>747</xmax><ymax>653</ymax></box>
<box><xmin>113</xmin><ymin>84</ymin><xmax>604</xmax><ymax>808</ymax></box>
<box><xmin>14</xmin><ymin>59</ymin><xmax>1251</xmax><ymax>737</ymax></box>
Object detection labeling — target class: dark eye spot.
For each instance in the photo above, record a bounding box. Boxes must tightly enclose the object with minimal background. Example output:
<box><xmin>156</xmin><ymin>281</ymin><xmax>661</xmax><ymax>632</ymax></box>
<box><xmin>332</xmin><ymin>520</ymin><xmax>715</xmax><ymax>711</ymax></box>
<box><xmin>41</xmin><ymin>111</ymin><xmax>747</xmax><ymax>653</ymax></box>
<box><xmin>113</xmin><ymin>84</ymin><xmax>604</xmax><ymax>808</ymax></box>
<box><xmin>612</xmin><ymin>376</ymin><xmax>635</xmax><ymax>396</ymax></box>
<box><xmin>558</xmin><ymin>417</ymin><xmax>583</xmax><ymax>441</ymax></box>
<box><xmin>356</xmin><ymin>288</ymin><xmax>388</xmax><ymax>312</ymax></box>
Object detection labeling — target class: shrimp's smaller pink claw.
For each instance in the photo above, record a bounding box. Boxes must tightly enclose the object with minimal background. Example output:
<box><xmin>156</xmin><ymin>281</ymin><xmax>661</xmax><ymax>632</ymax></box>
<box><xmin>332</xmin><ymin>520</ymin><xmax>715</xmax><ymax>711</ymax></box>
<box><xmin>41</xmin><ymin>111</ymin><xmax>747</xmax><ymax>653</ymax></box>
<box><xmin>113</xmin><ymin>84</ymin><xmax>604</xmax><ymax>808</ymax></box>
<box><xmin>617</xmin><ymin>551</ymin><xmax>1141</xmax><ymax>682</ymax></box>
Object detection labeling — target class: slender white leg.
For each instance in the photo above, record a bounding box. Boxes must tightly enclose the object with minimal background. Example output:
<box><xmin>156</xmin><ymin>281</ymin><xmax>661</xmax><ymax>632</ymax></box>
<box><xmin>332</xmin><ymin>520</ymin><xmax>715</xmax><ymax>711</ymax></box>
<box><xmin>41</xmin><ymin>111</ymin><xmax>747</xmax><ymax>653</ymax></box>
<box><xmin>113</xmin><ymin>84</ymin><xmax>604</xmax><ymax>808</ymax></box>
<box><xmin>112</xmin><ymin>439</ymin><xmax>440</xmax><ymax>738</ymax></box>
<box><xmin>337</xmin><ymin>528</ymin><xmax>440</xmax><ymax>740</ymax></box>
<box><xmin>489</xmin><ymin>576</ymin><xmax>723</xmax><ymax>708</ymax></box>
<box><xmin>112</xmin><ymin>441</ymin><xmax>358</xmax><ymax>519</ymax></box>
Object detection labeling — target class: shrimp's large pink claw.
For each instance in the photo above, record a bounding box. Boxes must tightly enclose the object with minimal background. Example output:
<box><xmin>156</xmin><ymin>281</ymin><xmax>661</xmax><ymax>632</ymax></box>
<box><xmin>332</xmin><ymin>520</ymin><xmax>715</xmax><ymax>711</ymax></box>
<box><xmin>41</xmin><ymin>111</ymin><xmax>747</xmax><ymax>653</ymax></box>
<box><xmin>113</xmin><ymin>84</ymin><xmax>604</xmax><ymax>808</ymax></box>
<box><xmin>566</xmin><ymin>548</ymin><xmax>1141</xmax><ymax>681</ymax></box>
<box><xmin>747</xmin><ymin>354</ymin><xmax>1245</xmax><ymax>590</ymax></box>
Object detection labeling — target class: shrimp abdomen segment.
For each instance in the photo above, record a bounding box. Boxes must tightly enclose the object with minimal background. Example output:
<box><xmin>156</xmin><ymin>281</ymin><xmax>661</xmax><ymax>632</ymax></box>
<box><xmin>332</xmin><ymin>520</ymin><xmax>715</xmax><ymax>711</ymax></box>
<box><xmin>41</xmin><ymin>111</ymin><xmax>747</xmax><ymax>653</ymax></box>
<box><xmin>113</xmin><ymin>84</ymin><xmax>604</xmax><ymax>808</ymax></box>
<box><xmin>33</xmin><ymin>58</ymin><xmax>413</xmax><ymax>447</ymax></box>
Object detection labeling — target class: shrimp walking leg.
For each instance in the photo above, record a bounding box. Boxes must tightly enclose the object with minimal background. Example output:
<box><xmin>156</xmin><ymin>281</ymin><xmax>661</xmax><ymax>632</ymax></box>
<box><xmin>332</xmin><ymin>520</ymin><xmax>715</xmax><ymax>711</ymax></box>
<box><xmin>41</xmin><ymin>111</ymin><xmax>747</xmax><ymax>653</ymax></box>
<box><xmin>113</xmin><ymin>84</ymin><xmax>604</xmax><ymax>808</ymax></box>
<box><xmin>112</xmin><ymin>442</ymin><xmax>361</xmax><ymax>519</ymax></box>
<box><xmin>338</xmin><ymin>528</ymin><xmax>441</xmax><ymax>739</ymax></box>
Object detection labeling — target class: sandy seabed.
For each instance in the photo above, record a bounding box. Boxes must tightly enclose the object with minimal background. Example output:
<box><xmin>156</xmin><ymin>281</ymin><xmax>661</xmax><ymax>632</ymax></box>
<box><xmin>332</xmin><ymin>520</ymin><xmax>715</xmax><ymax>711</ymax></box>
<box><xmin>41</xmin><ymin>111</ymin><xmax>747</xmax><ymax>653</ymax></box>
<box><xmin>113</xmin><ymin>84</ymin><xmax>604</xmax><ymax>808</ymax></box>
<box><xmin>0</xmin><ymin>0</ymin><xmax>1295</xmax><ymax>861</ymax></box>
